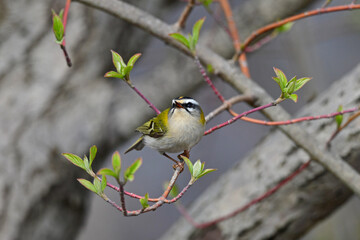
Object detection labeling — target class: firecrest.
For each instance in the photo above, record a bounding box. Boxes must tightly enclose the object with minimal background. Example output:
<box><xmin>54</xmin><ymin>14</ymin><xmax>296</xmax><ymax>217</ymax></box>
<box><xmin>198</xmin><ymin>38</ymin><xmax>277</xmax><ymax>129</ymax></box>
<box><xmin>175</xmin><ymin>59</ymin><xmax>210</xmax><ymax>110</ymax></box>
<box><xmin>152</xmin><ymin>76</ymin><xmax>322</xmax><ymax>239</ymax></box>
<box><xmin>125</xmin><ymin>96</ymin><xmax>206</xmax><ymax>163</ymax></box>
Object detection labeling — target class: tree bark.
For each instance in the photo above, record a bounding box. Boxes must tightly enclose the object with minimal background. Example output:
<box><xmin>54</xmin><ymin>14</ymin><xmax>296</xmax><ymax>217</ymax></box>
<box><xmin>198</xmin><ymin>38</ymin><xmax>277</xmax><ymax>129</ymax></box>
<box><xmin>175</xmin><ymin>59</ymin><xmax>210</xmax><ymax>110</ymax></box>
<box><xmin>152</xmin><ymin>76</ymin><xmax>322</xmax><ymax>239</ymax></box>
<box><xmin>161</xmin><ymin>64</ymin><xmax>360</xmax><ymax>240</ymax></box>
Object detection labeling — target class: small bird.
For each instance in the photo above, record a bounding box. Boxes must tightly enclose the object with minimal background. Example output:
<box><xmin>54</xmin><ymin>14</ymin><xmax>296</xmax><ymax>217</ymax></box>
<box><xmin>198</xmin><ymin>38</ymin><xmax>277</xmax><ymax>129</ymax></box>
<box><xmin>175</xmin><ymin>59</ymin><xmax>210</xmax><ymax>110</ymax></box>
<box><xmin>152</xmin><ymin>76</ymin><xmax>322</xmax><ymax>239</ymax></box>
<box><xmin>125</xmin><ymin>96</ymin><xmax>206</xmax><ymax>164</ymax></box>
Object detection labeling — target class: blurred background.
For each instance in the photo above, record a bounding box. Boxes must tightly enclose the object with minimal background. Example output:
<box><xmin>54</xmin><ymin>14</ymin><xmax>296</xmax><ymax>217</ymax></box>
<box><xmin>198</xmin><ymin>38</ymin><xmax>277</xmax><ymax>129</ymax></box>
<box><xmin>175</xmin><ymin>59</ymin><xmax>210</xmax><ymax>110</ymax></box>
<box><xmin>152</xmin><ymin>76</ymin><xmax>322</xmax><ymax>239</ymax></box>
<box><xmin>0</xmin><ymin>0</ymin><xmax>359</xmax><ymax>239</ymax></box>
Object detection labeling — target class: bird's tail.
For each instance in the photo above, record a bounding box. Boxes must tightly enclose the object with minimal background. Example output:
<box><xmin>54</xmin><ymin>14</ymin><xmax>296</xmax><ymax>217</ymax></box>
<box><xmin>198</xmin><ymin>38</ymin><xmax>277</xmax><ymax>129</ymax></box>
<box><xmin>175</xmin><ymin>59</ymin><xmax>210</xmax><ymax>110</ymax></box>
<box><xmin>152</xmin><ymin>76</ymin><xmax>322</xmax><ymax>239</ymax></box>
<box><xmin>124</xmin><ymin>136</ymin><xmax>145</xmax><ymax>154</ymax></box>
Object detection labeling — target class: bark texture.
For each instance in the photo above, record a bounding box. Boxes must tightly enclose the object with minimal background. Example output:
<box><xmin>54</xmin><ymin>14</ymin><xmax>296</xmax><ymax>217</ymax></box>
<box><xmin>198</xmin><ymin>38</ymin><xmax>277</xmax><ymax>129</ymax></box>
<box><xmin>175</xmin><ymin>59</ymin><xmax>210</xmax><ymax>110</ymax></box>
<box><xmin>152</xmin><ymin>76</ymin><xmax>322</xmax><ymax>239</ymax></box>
<box><xmin>161</xmin><ymin>64</ymin><xmax>360</xmax><ymax>240</ymax></box>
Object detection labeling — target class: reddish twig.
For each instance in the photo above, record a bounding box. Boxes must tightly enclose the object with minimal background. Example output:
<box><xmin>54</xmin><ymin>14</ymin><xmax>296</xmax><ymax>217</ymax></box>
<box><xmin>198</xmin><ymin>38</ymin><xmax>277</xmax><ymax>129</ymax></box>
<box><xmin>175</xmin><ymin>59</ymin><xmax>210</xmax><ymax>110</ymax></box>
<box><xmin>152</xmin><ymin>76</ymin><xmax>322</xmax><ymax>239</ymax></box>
<box><xmin>204</xmin><ymin>99</ymin><xmax>282</xmax><ymax>135</ymax></box>
<box><xmin>175</xmin><ymin>0</ymin><xmax>195</xmax><ymax>29</ymax></box>
<box><xmin>242</xmin><ymin>107</ymin><xmax>359</xmax><ymax>126</ymax></box>
<box><xmin>241</xmin><ymin>4</ymin><xmax>360</xmax><ymax>53</ymax></box>
<box><xmin>61</xmin><ymin>0</ymin><xmax>72</xmax><ymax>67</ymax></box>
<box><xmin>194</xmin><ymin>160</ymin><xmax>312</xmax><ymax>228</ymax></box>
<box><xmin>194</xmin><ymin>55</ymin><xmax>226</xmax><ymax>103</ymax></box>
<box><xmin>129</xmin><ymin>84</ymin><xmax>161</xmax><ymax>115</ymax></box>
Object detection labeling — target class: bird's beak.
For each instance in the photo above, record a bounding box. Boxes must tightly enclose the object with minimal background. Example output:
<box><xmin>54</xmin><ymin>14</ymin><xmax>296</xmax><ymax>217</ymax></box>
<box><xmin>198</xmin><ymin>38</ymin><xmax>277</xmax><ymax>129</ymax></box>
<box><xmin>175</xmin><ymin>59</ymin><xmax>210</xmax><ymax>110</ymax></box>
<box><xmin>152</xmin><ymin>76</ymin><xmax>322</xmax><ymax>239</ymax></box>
<box><xmin>174</xmin><ymin>101</ymin><xmax>183</xmax><ymax>108</ymax></box>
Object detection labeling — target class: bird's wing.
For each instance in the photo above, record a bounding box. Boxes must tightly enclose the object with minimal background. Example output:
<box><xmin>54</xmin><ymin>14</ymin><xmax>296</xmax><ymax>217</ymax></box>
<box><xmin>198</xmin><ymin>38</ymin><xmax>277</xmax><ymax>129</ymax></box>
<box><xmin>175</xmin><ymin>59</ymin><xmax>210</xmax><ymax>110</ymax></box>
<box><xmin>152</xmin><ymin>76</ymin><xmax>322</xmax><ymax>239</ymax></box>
<box><xmin>136</xmin><ymin>110</ymin><xmax>168</xmax><ymax>138</ymax></box>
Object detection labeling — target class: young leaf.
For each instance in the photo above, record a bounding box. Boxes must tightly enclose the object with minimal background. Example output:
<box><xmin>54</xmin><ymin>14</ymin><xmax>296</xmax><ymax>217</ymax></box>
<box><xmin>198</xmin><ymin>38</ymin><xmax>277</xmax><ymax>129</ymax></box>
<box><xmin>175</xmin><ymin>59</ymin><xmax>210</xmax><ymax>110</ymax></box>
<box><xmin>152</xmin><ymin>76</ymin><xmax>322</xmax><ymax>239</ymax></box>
<box><xmin>197</xmin><ymin>168</ymin><xmax>217</xmax><ymax>179</ymax></box>
<box><xmin>289</xmin><ymin>94</ymin><xmax>298</xmax><ymax>103</ymax></box>
<box><xmin>287</xmin><ymin>79</ymin><xmax>296</xmax><ymax>94</ymax></box>
<box><xmin>273</xmin><ymin>67</ymin><xmax>287</xmax><ymax>91</ymax></box>
<box><xmin>124</xmin><ymin>158</ymin><xmax>142</xmax><ymax>182</ymax></box>
<box><xmin>98</xmin><ymin>168</ymin><xmax>118</xmax><ymax>178</ymax></box>
<box><xmin>169</xmin><ymin>33</ymin><xmax>190</xmax><ymax>50</ymax></box>
<box><xmin>78</xmin><ymin>179</ymin><xmax>97</xmax><ymax>193</ymax></box>
<box><xmin>274</xmin><ymin>22</ymin><xmax>294</xmax><ymax>34</ymax></box>
<box><xmin>192</xmin><ymin>160</ymin><xmax>202</xmax><ymax>178</ymax></box>
<box><xmin>104</xmin><ymin>71</ymin><xmax>124</xmax><ymax>79</ymax></box>
<box><xmin>112</xmin><ymin>151</ymin><xmax>121</xmax><ymax>177</ymax></box>
<box><xmin>181</xmin><ymin>156</ymin><xmax>193</xmax><ymax>176</ymax></box>
<box><xmin>93</xmin><ymin>177</ymin><xmax>102</xmax><ymax>194</ymax></box>
<box><xmin>123</xmin><ymin>65</ymin><xmax>133</xmax><ymax>76</ymax></box>
<box><xmin>83</xmin><ymin>156</ymin><xmax>90</xmax><ymax>171</ymax></box>
<box><xmin>63</xmin><ymin>153</ymin><xmax>85</xmax><ymax>170</ymax></box>
<box><xmin>191</xmin><ymin>18</ymin><xmax>205</xmax><ymax>51</ymax></box>
<box><xmin>127</xmin><ymin>53</ymin><xmax>142</xmax><ymax>67</ymax></box>
<box><xmin>89</xmin><ymin>145</ymin><xmax>97</xmax><ymax>167</ymax></box>
<box><xmin>110</xmin><ymin>50</ymin><xmax>125</xmax><ymax>73</ymax></box>
<box><xmin>101</xmin><ymin>175</ymin><xmax>107</xmax><ymax>192</ymax></box>
<box><xmin>139</xmin><ymin>193</ymin><xmax>149</xmax><ymax>209</ymax></box>
<box><xmin>335</xmin><ymin>105</ymin><xmax>343</xmax><ymax>128</ymax></box>
<box><xmin>52</xmin><ymin>10</ymin><xmax>64</xmax><ymax>44</ymax></box>
<box><xmin>294</xmin><ymin>77</ymin><xmax>312</xmax><ymax>92</ymax></box>
<box><xmin>200</xmin><ymin>0</ymin><xmax>213</xmax><ymax>7</ymax></box>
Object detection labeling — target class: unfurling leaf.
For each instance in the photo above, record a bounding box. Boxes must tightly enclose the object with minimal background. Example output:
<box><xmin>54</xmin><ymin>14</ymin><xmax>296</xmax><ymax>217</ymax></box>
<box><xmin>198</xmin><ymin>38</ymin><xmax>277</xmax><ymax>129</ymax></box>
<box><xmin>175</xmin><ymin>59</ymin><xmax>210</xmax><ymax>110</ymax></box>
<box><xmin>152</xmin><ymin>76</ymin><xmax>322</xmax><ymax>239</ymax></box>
<box><xmin>289</xmin><ymin>94</ymin><xmax>298</xmax><ymax>103</ymax></box>
<box><xmin>190</xmin><ymin>17</ymin><xmax>205</xmax><ymax>51</ymax></box>
<box><xmin>127</xmin><ymin>53</ymin><xmax>142</xmax><ymax>67</ymax></box>
<box><xmin>197</xmin><ymin>168</ymin><xmax>217</xmax><ymax>179</ymax></box>
<box><xmin>335</xmin><ymin>105</ymin><xmax>343</xmax><ymax>128</ymax></box>
<box><xmin>104</xmin><ymin>71</ymin><xmax>124</xmax><ymax>79</ymax></box>
<box><xmin>78</xmin><ymin>179</ymin><xmax>97</xmax><ymax>193</ymax></box>
<box><xmin>169</xmin><ymin>33</ymin><xmax>190</xmax><ymax>49</ymax></box>
<box><xmin>294</xmin><ymin>77</ymin><xmax>311</xmax><ymax>92</ymax></box>
<box><xmin>101</xmin><ymin>175</ymin><xmax>107</xmax><ymax>192</ymax></box>
<box><xmin>98</xmin><ymin>168</ymin><xmax>118</xmax><ymax>178</ymax></box>
<box><xmin>110</xmin><ymin>50</ymin><xmax>125</xmax><ymax>73</ymax></box>
<box><xmin>181</xmin><ymin>156</ymin><xmax>193</xmax><ymax>176</ymax></box>
<box><xmin>63</xmin><ymin>153</ymin><xmax>85</xmax><ymax>170</ymax></box>
<box><xmin>93</xmin><ymin>177</ymin><xmax>102</xmax><ymax>194</ymax></box>
<box><xmin>192</xmin><ymin>160</ymin><xmax>202</xmax><ymax>178</ymax></box>
<box><xmin>124</xmin><ymin>158</ymin><xmax>142</xmax><ymax>182</ymax></box>
<box><xmin>89</xmin><ymin>145</ymin><xmax>97</xmax><ymax>167</ymax></box>
<box><xmin>52</xmin><ymin>9</ymin><xmax>64</xmax><ymax>44</ymax></box>
<box><xmin>140</xmin><ymin>193</ymin><xmax>149</xmax><ymax>209</ymax></box>
<box><xmin>273</xmin><ymin>67</ymin><xmax>287</xmax><ymax>91</ymax></box>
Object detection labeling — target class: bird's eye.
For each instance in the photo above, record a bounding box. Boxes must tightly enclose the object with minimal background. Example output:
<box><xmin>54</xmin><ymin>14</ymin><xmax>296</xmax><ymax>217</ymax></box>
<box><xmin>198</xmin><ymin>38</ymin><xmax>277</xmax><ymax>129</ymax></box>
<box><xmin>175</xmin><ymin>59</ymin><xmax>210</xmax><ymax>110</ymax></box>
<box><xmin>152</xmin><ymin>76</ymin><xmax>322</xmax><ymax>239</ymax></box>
<box><xmin>185</xmin><ymin>102</ymin><xmax>194</xmax><ymax>108</ymax></box>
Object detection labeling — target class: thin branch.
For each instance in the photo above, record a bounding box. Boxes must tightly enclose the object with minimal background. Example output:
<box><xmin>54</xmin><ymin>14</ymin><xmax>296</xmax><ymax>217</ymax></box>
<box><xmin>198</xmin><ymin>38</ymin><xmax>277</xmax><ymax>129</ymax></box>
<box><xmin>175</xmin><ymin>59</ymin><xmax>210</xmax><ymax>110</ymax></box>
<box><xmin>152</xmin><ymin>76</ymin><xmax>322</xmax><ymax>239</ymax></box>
<box><xmin>327</xmin><ymin>110</ymin><xmax>360</xmax><ymax>147</ymax></box>
<box><xmin>175</xmin><ymin>0</ymin><xmax>195</xmax><ymax>30</ymax></box>
<box><xmin>205</xmin><ymin>95</ymin><xmax>254</xmax><ymax>122</ymax></box>
<box><xmin>205</xmin><ymin>99</ymin><xmax>282</xmax><ymax>135</ymax></box>
<box><xmin>128</xmin><ymin>83</ymin><xmax>161</xmax><ymax>115</ymax></box>
<box><xmin>61</xmin><ymin>0</ymin><xmax>72</xmax><ymax>67</ymax></box>
<box><xmin>240</xmin><ymin>4</ymin><xmax>360</xmax><ymax>54</ymax></box>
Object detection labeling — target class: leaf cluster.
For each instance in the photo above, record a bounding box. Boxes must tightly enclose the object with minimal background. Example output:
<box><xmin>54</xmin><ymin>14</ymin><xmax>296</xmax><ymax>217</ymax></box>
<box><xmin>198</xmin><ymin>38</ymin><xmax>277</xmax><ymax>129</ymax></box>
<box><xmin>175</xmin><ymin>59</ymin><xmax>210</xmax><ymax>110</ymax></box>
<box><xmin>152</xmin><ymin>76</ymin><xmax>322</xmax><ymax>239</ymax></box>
<box><xmin>170</xmin><ymin>18</ymin><xmax>205</xmax><ymax>54</ymax></box>
<box><xmin>272</xmin><ymin>67</ymin><xmax>311</xmax><ymax>102</ymax></box>
<box><xmin>104</xmin><ymin>51</ymin><xmax>141</xmax><ymax>83</ymax></box>
<box><xmin>51</xmin><ymin>9</ymin><xmax>64</xmax><ymax>44</ymax></box>
<box><xmin>182</xmin><ymin>156</ymin><xmax>216</xmax><ymax>184</ymax></box>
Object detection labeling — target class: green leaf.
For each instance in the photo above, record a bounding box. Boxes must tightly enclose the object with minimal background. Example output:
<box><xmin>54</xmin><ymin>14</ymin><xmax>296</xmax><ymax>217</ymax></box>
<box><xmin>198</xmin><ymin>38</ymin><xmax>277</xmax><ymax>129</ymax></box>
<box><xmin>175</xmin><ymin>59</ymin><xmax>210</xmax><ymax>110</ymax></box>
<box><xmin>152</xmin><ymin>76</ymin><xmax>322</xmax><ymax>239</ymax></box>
<box><xmin>123</xmin><ymin>65</ymin><xmax>133</xmax><ymax>76</ymax></box>
<box><xmin>169</xmin><ymin>33</ymin><xmax>190</xmax><ymax>49</ymax></box>
<box><xmin>110</xmin><ymin>50</ymin><xmax>125</xmax><ymax>73</ymax></box>
<box><xmin>287</xmin><ymin>78</ymin><xmax>296</xmax><ymax>94</ymax></box>
<box><xmin>335</xmin><ymin>105</ymin><xmax>343</xmax><ymax>128</ymax></box>
<box><xmin>200</xmin><ymin>0</ymin><xmax>213</xmax><ymax>7</ymax></box>
<box><xmin>181</xmin><ymin>156</ymin><xmax>193</xmax><ymax>176</ymax></box>
<box><xmin>93</xmin><ymin>177</ymin><xmax>102</xmax><ymax>194</ymax></box>
<box><xmin>192</xmin><ymin>160</ymin><xmax>202</xmax><ymax>178</ymax></box>
<box><xmin>101</xmin><ymin>175</ymin><xmax>107</xmax><ymax>192</ymax></box>
<box><xmin>294</xmin><ymin>77</ymin><xmax>311</xmax><ymax>92</ymax></box>
<box><xmin>78</xmin><ymin>179</ymin><xmax>97</xmax><ymax>193</ymax></box>
<box><xmin>273</xmin><ymin>67</ymin><xmax>287</xmax><ymax>91</ymax></box>
<box><xmin>62</xmin><ymin>153</ymin><xmax>85</xmax><ymax>170</ymax></box>
<box><xmin>89</xmin><ymin>145</ymin><xmax>97</xmax><ymax>167</ymax></box>
<box><xmin>112</xmin><ymin>151</ymin><xmax>121</xmax><ymax>177</ymax></box>
<box><xmin>98</xmin><ymin>168</ymin><xmax>118</xmax><ymax>178</ymax></box>
<box><xmin>127</xmin><ymin>53</ymin><xmax>142</xmax><ymax>67</ymax></box>
<box><xmin>139</xmin><ymin>193</ymin><xmax>149</xmax><ymax>209</ymax></box>
<box><xmin>104</xmin><ymin>71</ymin><xmax>124</xmax><ymax>79</ymax></box>
<box><xmin>197</xmin><ymin>168</ymin><xmax>217</xmax><ymax>179</ymax></box>
<box><xmin>52</xmin><ymin>10</ymin><xmax>64</xmax><ymax>44</ymax></box>
<box><xmin>124</xmin><ymin>158</ymin><xmax>142</xmax><ymax>182</ymax></box>
<box><xmin>274</xmin><ymin>22</ymin><xmax>294</xmax><ymax>34</ymax></box>
<box><xmin>83</xmin><ymin>156</ymin><xmax>90</xmax><ymax>171</ymax></box>
<box><xmin>289</xmin><ymin>94</ymin><xmax>298</xmax><ymax>103</ymax></box>
<box><xmin>191</xmin><ymin>17</ymin><xmax>205</xmax><ymax>51</ymax></box>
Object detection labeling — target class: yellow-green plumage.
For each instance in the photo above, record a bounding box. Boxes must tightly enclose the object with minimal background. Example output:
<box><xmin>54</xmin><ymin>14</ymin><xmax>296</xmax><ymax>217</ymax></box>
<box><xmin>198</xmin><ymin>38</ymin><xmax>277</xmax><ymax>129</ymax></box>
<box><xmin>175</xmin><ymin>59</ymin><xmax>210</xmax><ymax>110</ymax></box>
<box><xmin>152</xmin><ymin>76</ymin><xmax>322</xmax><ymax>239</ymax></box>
<box><xmin>125</xmin><ymin>97</ymin><xmax>205</xmax><ymax>155</ymax></box>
